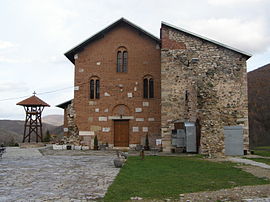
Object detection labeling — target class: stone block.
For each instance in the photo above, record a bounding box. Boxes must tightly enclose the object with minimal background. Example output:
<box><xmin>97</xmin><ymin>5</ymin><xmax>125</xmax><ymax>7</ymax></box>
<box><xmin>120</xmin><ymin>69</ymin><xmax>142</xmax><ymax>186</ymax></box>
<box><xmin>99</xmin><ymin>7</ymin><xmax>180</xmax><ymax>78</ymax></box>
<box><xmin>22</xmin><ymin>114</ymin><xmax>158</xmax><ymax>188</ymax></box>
<box><xmin>133</xmin><ymin>127</ymin><xmax>139</xmax><ymax>132</ymax></box>
<box><xmin>90</xmin><ymin>126</ymin><xmax>101</xmax><ymax>132</ymax></box>
<box><xmin>143</xmin><ymin>102</ymin><xmax>149</xmax><ymax>107</ymax></box>
<box><xmin>135</xmin><ymin>108</ymin><xmax>142</xmax><ymax>112</ymax></box>
<box><xmin>99</xmin><ymin>117</ymin><xmax>108</xmax><ymax>121</ymax></box>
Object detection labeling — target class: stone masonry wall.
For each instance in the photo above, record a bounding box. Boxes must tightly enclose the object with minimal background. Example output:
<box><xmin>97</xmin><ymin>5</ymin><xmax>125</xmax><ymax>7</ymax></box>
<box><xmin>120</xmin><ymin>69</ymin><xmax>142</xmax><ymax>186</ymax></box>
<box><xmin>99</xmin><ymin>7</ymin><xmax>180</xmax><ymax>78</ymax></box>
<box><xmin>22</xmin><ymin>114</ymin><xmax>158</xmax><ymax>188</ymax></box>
<box><xmin>161</xmin><ymin>25</ymin><xmax>249</xmax><ymax>155</ymax></box>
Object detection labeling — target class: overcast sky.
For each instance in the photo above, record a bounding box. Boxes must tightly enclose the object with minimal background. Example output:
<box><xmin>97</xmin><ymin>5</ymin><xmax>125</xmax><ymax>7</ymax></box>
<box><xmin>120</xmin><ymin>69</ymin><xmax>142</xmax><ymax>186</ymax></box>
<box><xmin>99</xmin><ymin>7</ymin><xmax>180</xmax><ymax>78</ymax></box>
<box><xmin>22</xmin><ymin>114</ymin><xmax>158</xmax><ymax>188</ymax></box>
<box><xmin>1</xmin><ymin>0</ymin><xmax>270</xmax><ymax>120</ymax></box>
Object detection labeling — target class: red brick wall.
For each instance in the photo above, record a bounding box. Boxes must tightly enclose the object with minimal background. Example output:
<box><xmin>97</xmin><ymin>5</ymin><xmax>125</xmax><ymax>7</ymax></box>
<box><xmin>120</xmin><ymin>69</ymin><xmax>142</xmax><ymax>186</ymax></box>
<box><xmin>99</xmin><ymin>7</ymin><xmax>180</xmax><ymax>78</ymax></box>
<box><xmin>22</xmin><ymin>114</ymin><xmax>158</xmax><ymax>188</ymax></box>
<box><xmin>73</xmin><ymin>23</ymin><xmax>161</xmax><ymax>147</ymax></box>
<box><xmin>161</xmin><ymin>26</ymin><xmax>186</xmax><ymax>50</ymax></box>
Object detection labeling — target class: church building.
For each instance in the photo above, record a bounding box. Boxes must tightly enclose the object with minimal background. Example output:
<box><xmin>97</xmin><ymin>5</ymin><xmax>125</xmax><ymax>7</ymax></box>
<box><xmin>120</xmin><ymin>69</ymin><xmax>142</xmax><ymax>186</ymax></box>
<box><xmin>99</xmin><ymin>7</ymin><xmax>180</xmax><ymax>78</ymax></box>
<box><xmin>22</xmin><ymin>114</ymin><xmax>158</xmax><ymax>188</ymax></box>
<box><xmin>57</xmin><ymin>18</ymin><xmax>250</xmax><ymax>155</ymax></box>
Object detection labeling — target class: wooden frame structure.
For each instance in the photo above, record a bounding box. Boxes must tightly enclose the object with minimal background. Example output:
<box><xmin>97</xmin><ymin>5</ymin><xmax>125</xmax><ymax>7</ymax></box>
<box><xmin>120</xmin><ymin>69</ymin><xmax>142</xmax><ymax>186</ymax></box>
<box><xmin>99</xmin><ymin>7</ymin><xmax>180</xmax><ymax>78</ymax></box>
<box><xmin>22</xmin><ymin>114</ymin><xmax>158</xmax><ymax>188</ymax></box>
<box><xmin>17</xmin><ymin>93</ymin><xmax>50</xmax><ymax>143</ymax></box>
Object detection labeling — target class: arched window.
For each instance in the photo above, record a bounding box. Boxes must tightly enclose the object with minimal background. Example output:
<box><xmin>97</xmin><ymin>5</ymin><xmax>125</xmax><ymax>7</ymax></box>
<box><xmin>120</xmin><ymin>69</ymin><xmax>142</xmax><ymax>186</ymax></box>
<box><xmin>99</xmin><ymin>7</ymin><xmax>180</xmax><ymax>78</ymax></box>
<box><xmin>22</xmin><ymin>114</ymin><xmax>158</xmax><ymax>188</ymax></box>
<box><xmin>149</xmin><ymin>78</ymin><xmax>154</xmax><ymax>98</ymax></box>
<box><xmin>143</xmin><ymin>78</ymin><xmax>148</xmax><ymax>98</ymax></box>
<box><xmin>89</xmin><ymin>77</ymin><xmax>100</xmax><ymax>99</ymax></box>
<box><xmin>123</xmin><ymin>51</ymin><xmax>128</xmax><ymax>72</ymax></box>
<box><xmin>117</xmin><ymin>51</ymin><xmax>122</xmax><ymax>72</ymax></box>
<box><xmin>116</xmin><ymin>47</ymin><xmax>128</xmax><ymax>72</ymax></box>
<box><xmin>143</xmin><ymin>76</ymin><xmax>154</xmax><ymax>99</ymax></box>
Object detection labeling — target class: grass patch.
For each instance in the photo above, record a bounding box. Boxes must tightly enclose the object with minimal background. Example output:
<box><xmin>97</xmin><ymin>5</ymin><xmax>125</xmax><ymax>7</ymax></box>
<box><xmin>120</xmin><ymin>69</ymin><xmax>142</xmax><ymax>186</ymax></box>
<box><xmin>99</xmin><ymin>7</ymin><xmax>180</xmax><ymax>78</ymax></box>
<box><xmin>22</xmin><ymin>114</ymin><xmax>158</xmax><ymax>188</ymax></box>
<box><xmin>254</xmin><ymin>146</ymin><xmax>270</xmax><ymax>150</ymax></box>
<box><xmin>253</xmin><ymin>150</ymin><xmax>270</xmax><ymax>157</ymax></box>
<box><xmin>245</xmin><ymin>158</ymin><xmax>270</xmax><ymax>165</ymax></box>
<box><xmin>104</xmin><ymin>156</ymin><xmax>269</xmax><ymax>201</ymax></box>
<box><xmin>252</xmin><ymin>146</ymin><xmax>270</xmax><ymax>157</ymax></box>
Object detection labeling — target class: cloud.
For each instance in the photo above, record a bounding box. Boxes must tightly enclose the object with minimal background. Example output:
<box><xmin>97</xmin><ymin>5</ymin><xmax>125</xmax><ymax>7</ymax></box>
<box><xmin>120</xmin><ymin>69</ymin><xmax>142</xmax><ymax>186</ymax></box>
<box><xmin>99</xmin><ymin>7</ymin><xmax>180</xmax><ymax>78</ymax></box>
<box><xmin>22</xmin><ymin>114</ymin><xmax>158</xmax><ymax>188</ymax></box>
<box><xmin>0</xmin><ymin>40</ymin><xmax>17</xmax><ymax>49</ymax></box>
<box><xmin>180</xmin><ymin>18</ymin><xmax>270</xmax><ymax>53</ymax></box>
<box><xmin>0</xmin><ymin>56</ymin><xmax>33</xmax><ymax>64</ymax></box>
<box><xmin>0</xmin><ymin>81</ymin><xmax>29</xmax><ymax>92</ymax></box>
<box><xmin>208</xmin><ymin>0</ymin><xmax>266</xmax><ymax>6</ymax></box>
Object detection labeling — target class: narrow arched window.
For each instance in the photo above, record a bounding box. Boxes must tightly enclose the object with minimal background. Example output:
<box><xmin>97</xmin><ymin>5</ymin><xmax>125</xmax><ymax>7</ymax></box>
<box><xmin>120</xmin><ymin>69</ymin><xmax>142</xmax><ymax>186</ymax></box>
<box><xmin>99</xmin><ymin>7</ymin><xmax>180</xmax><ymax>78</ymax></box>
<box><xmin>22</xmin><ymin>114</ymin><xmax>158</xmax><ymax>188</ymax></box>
<box><xmin>96</xmin><ymin>79</ymin><xmax>100</xmax><ymax>99</ymax></box>
<box><xmin>90</xmin><ymin>79</ymin><xmax>95</xmax><ymax>99</ymax></box>
<box><xmin>143</xmin><ymin>76</ymin><xmax>154</xmax><ymax>99</ymax></box>
<box><xmin>116</xmin><ymin>47</ymin><xmax>128</xmax><ymax>72</ymax></box>
<box><xmin>123</xmin><ymin>51</ymin><xmax>128</xmax><ymax>72</ymax></box>
<box><xmin>89</xmin><ymin>77</ymin><xmax>100</xmax><ymax>99</ymax></box>
<box><xmin>149</xmin><ymin>78</ymin><xmax>154</xmax><ymax>98</ymax></box>
<box><xmin>143</xmin><ymin>78</ymin><xmax>148</xmax><ymax>98</ymax></box>
<box><xmin>117</xmin><ymin>51</ymin><xmax>122</xmax><ymax>72</ymax></box>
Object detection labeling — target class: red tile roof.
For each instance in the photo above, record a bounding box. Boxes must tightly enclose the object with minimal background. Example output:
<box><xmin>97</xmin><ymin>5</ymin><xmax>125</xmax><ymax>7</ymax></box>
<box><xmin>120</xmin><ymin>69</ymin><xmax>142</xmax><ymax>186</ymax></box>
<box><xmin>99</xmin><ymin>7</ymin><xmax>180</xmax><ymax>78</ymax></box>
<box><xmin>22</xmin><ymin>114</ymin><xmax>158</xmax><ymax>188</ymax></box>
<box><xmin>16</xmin><ymin>95</ymin><xmax>50</xmax><ymax>107</ymax></box>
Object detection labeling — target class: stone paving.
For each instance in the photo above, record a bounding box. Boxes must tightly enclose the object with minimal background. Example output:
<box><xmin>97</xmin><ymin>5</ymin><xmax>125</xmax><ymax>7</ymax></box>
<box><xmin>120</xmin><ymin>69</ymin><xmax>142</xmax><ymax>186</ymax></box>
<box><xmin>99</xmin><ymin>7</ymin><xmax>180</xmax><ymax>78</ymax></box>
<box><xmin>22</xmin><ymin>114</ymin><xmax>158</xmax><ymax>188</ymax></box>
<box><xmin>0</xmin><ymin>147</ymin><xmax>120</xmax><ymax>201</ymax></box>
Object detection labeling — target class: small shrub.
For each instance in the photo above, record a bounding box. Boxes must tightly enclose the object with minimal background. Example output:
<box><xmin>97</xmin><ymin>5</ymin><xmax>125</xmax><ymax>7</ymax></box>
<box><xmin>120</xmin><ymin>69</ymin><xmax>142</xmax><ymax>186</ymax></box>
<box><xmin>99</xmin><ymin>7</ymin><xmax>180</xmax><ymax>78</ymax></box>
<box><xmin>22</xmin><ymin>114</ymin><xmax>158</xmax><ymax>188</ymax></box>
<box><xmin>43</xmin><ymin>130</ymin><xmax>51</xmax><ymax>142</ymax></box>
<box><xmin>94</xmin><ymin>135</ymin><xmax>98</xmax><ymax>150</ymax></box>
<box><xmin>144</xmin><ymin>134</ymin><xmax>150</xmax><ymax>151</ymax></box>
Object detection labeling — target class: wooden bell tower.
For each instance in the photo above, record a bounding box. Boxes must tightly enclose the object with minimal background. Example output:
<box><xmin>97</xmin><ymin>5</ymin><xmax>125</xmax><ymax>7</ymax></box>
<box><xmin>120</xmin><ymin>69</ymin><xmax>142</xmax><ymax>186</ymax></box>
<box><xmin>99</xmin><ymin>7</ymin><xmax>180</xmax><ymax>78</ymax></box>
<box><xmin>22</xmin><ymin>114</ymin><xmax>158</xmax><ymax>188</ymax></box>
<box><xmin>17</xmin><ymin>92</ymin><xmax>50</xmax><ymax>143</ymax></box>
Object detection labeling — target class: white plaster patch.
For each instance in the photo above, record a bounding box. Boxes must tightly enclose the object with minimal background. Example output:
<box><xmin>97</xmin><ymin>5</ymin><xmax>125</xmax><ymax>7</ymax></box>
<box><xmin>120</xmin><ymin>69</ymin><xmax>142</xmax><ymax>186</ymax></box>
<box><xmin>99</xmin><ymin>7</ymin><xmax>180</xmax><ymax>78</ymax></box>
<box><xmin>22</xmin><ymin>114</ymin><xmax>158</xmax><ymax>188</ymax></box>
<box><xmin>95</xmin><ymin>108</ymin><xmax>99</xmax><ymax>112</ymax></box>
<box><xmin>104</xmin><ymin>92</ymin><xmax>110</xmax><ymax>96</ymax></box>
<box><xmin>79</xmin><ymin>131</ymin><xmax>94</xmax><ymax>136</ymax></box>
<box><xmin>135</xmin><ymin>108</ymin><xmax>142</xmax><ymax>112</ymax></box>
<box><xmin>136</xmin><ymin>118</ymin><xmax>144</xmax><ymax>122</ymax></box>
<box><xmin>104</xmin><ymin>108</ymin><xmax>109</xmax><ymax>112</ymax></box>
<box><xmin>129</xmin><ymin>144</ymin><xmax>137</xmax><ymax>149</ymax></box>
<box><xmin>108</xmin><ymin>116</ymin><xmax>134</xmax><ymax>120</ymax></box>
<box><xmin>132</xmin><ymin>127</ymin><xmax>139</xmax><ymax>132</ymax></box>
<box><xmin>99</xmin><ymin>117</ymin><xmax>108</xmax><ymax>121</ymax></box>
<box><xmin>156</xmin><ymin>139</ymin><xmax>162</xmax><ymax>145</ymax></box>
<box><xmin>74</xmin><ymin>86</ymin><xmax>79</xmax><ymax>91</ymax></box>
<box><xmin>89</xmin><ymin>101</ymin><xmax>96</xmax><ymax>106</ymax></box>
<box><xmin>134</xmin><ymin>87</ymin><xmax>137</xmax><ymax>91</ymax></box>
<box><xmin>63</xmin><ymin>128</ymin><xmax>68</xmax><ymax>132</ymax></box>
<box><xmin>143</xmin><ymin>127</ymin><xmax>148</xmax><ymax>132</ymax></box>
<box><xmin>135</xmin><ymin>82</ymin><xmax>138</xmax><ymax>85</ymax></box>
<box><xmin>96</xmin><ymin>62</ymin><xmax>101</xmax><ymax>66</ymax></box>
<box><xmin>74</xmin><ymin>54</ymin><xmax>78</xmax><ymax>59</ymax></box>
<box><xmin>148</xmin><ymin>118</ymin><xmax>155</xmax><ymax>121</ymax></box>
<box><xmin>128</xmin><ymin>93</ymin><xmax>133</xmax><ymax>98</ymax></box>
<box><xmin>143</xmin><ymin>102</ymin><xmax>149</xmax><ymax>107</ymax></box>
<box><xmin>102</xmin><ymin>127</ymin><xmax>110</xmax><ymax>132</ymax></box>
<box><xmin>79</xmin><ymin>68</ymin><xmax>84</xmax><ymax>73</ymax></box>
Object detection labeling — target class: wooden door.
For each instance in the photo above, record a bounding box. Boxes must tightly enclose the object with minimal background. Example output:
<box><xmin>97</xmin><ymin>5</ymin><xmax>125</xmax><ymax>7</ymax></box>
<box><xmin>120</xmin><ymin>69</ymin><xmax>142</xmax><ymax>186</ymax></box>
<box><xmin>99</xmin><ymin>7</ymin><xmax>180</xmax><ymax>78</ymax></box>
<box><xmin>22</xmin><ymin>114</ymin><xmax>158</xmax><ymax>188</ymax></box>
<box><xmin>114</xmin><ymin>120</ymin><xmax>129</xmax><ymax>147</ymax></box>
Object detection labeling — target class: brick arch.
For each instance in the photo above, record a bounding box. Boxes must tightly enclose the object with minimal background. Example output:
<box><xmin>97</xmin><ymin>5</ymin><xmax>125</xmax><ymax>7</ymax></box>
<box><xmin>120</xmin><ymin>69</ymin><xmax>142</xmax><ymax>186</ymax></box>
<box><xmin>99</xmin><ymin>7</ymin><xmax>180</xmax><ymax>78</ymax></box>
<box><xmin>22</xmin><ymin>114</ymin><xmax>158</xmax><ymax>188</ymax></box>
<box><xmin>115</xmin><ymin>46</ymin><xmax>128</xmax><ymax>52</ymax></box>
<box><xmin>89</xmin><ymin>75</ymin><xmax>100</xmax><ymax>80</ymax></box>
<box><xmin>143</xmin><ymin>74</ymin><xmax>154</xmax><ymax>79</ymax></box>
<box><xmin>112</xmin><ymin>104</ymin><xmax>130</xmax><ymax>116</ymax></box>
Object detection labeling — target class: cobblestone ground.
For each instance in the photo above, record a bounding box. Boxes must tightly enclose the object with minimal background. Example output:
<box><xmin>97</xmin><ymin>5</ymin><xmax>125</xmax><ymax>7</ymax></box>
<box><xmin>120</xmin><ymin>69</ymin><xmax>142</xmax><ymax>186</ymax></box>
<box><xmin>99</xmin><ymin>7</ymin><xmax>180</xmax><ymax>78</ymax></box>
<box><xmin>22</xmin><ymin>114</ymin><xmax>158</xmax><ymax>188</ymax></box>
<box><xmin>0</xmin><ymin>147</ymin><xmax>120</xmax><ymax>201</ymax></box>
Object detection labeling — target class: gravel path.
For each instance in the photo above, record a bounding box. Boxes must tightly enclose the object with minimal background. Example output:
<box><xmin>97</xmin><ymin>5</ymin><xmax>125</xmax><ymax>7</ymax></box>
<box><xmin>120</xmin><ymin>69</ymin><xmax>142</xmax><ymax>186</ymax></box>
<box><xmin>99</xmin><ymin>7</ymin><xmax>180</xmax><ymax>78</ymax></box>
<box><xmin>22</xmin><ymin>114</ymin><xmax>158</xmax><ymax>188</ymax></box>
<box><xmin>0</xmin><ymin>147</ymin><xmax>119</xmax><ymax>201</ymax></box>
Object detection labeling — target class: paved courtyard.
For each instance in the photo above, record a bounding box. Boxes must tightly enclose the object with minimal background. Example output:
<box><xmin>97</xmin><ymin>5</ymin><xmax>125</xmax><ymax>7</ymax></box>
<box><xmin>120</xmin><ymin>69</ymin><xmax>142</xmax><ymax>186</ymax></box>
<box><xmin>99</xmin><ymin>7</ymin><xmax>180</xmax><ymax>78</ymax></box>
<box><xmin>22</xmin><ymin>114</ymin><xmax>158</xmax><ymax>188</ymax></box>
<box><xmin>0</xmin><ymin>147</ymin><xmax>120</xmax><ymax>201</ymax></box>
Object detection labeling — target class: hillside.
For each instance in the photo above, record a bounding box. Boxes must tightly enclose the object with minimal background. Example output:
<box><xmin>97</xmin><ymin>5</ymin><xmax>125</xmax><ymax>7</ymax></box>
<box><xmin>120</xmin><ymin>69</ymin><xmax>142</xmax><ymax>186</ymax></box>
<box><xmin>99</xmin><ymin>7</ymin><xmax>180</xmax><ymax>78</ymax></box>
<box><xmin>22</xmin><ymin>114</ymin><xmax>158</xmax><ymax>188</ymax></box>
<box><xmin>42</xmin><ymin>115</ymin><xmax>64</xmax><ymax>126</ymax></box>
<box><xmin>248</xmin><ymin>63</ymin><xmax>270</xmax><ymax>148</ymax></box>
<box><xmin>0</xmin><ymin>120</ymin><xmax>63</xmax><ymax>145</ymax></box>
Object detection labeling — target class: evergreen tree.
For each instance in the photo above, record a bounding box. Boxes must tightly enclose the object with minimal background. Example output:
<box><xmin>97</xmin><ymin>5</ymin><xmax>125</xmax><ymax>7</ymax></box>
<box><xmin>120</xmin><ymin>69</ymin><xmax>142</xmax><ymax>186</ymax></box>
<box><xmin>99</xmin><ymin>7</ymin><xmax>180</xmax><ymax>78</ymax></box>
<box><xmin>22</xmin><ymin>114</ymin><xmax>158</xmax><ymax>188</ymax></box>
<box><xmin>43</xmin><ymin>130</ymin><xmax>51</xmax><ymax>142</ymax></box>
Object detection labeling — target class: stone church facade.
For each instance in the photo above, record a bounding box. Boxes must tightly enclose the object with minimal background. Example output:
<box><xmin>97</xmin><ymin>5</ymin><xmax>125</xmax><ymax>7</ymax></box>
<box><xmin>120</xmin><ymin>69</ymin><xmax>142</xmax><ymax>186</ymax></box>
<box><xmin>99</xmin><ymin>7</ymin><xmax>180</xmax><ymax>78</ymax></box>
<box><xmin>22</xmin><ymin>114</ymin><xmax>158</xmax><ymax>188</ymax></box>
<box><xmin>57</xmin><ymin>18</ymin><xmax>250</xmax><ymax>155</ymax></box>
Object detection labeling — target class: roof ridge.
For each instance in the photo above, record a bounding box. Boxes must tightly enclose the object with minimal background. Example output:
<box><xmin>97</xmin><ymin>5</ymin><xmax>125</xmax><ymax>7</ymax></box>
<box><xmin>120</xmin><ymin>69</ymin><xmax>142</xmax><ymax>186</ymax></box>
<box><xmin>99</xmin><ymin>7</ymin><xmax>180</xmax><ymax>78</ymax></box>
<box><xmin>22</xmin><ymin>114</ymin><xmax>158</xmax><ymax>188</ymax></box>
<box><xmin>65</xmin><ymin>18</ymin><xmax>160</xmax><ymax>64</ymax></box>
<box><xmin>161</xmin><ymin>21</ymin><xmax>251</xmax><ymax>58</ymax></box>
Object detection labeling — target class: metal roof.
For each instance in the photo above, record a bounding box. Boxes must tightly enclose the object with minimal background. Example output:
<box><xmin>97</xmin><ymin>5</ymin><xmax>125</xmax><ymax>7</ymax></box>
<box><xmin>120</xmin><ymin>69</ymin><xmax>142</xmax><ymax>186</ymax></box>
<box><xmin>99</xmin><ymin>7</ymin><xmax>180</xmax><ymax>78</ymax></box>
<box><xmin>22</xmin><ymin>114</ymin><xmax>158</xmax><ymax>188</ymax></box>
<box><xmin>65</xmin><ymin>18</ymin><xmax>160</xmax><ymax>64</ymax></box>
<box><xmin>56</xmin><ymin>99</ymin><xmax>72</xmax><ymax>109</ymax></box>
<box><xmin>162</xmin><ymin>21</ymin><xmax>252</xmax><ymax>58</ymax></box>
<box><xmin>17</xmin><ymin>95</ymin><xmax>50</xmax><ymax>107</ymax></box>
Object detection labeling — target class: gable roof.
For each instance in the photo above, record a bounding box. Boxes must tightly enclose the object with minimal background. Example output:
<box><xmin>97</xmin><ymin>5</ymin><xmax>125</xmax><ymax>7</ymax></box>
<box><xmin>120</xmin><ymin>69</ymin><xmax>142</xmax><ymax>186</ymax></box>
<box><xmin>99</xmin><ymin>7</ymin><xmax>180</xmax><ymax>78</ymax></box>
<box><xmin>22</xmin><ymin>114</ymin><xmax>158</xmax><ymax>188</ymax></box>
<box><xmin>56</xmin><ymin>99</ymin><xmax>72</xmax><ymax>109</ymax></box>
<box><xmin>162</xmin><ymin>21</ymin><xmax>251</xmax><ymax>58</ymax></box>
<box><xmin>65</xmin><ymin>18</ymin><xmax>160</xmax><ymax>64</ymax></box>
<box><xmin>17</xmin><ymin>95</ymin><xmax>50</xmax><ymax>107</ymax></box>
